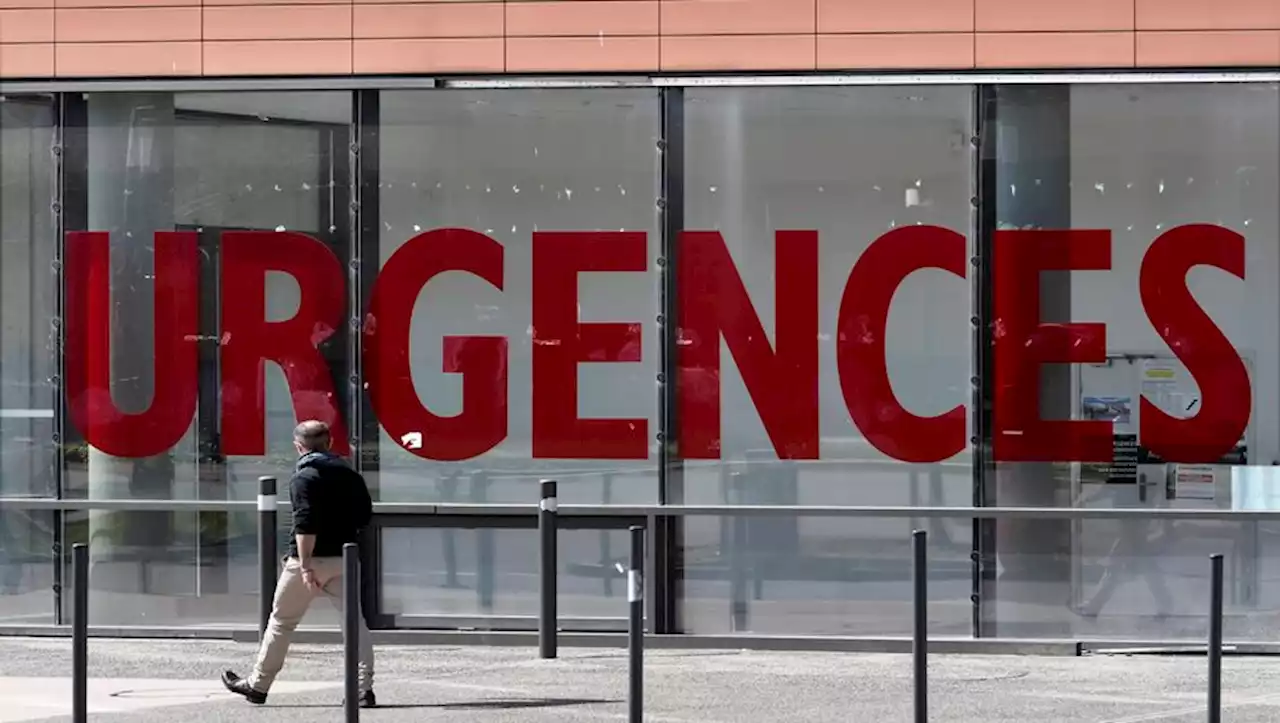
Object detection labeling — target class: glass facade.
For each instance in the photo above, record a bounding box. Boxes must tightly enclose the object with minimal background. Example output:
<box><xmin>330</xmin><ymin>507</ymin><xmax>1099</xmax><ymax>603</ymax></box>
<box><xmin>0</xmin><ymin>81</ymin><xmax>1277</xmax><ymax>643</ymax></box>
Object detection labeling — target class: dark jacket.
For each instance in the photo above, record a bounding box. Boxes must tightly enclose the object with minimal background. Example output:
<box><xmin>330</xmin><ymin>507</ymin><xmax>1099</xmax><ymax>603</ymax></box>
<box><xmin>287</xmin><ymin>451</ymin><xmax>373</xmax><ymax>559</ymax></box>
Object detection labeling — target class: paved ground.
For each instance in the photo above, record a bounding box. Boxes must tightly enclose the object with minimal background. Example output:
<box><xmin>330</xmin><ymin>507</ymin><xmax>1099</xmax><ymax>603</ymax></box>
<box><xmin>1</xmin><ymin>637</ymin><xmax>1279</xmax><ymax>722</ymax></box>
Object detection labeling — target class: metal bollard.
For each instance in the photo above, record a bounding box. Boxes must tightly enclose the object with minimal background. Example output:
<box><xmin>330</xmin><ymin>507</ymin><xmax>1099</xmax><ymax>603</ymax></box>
<box><xmin>601</xmin><ymin>473</ymin><xmax>614</xmax><ymax>598</ymax></box>
<box><xmin>72</xmin><ymin>543</ymin><xmax>88</xmax><ymax>723</ymax></box>
<box><xmin>628</xmin><ymin>525</ymin><xmax>645</xmax><ymax>723</ymax></box>
<box><xmin>1208</xmin><ymin>553</ymin><xmax>1224</xmax><ymax>723</ymax></box>
<box><xmin>539</xmin><ymin>479</ymin><xmax>558</xmax><ymax>659</ymax></box>
<box><xmin>913</xmin><ymin>530</ymin><xmax>928</xmax><ymax>723</ymax></box>
<box><xmin>473</xmin><ymin>472</ymin><xmax>495</xmax><ymax>613</ymax></box>
<box><xmin>257</xmin><ymin>476</ymin><xmax>278</xmax><ymax>641</ymax></box>
<box><xmin>344</xmin><ymin>543</ymin><xmax>360</xmax><ymax>723</ymax></box>
<box><xmin>729</xmin><ymin>515</ymin><xmax>749</xmax><ymax>631</ymax></box>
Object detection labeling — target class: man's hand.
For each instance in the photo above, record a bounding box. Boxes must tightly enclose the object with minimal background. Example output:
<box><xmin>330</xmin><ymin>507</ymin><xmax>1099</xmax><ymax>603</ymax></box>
<box><xmin>301</xmin><ymin>567</ymin><xmax>321</xmax><ymax>592</ymax></box>
<box><xmin>296</xmin><ymin>534</ymin><xmax>318</xmax><ymax>589</ymax></box>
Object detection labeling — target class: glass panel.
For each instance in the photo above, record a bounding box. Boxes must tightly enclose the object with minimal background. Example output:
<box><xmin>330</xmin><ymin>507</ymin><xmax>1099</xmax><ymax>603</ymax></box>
<box><xmin>66</xmin><ymin>91</ymin><xmax>352</xmax><ymax>626</ymax></box>
<box><xmin>985</xmin><ymin>83</ymin><xmax>1280</xmax><ymax>639</ymax></box>
<box><xmin>60</xmin><ymin>508</ymin><xmax>298</xmax><ymax>627</ymax></box>
<box><xmin>680</xmin><ymin>515</ymin><xmax>973</xmax><ymax>636</ymax></box>
<box><xmin>0</xmin><ymin>509</ymin><xmax>54</xmax><ymax>624</ymax></box>
<box><xmin>380</xmin><ymin>526</ymin><xmax>633</xmax><ymax>624</ymax></box>
<box><xmin>678</xmin><ymin>86</ymin><xmax>976</xmax><ymax>632</ymax></box>
<box><xmin>64</xmin><ymin>92</ymin><xmax>200</xmax><ymax>501</ymax></box>
<box><xmin>373</xmin><ymin>89</ymin><xmax>663</xmax><ymax>504</ymax></box>
<box><xmin>0</xmin><ymin>97</ymin><xmax>57</xmax><ymax>499</ymax></box>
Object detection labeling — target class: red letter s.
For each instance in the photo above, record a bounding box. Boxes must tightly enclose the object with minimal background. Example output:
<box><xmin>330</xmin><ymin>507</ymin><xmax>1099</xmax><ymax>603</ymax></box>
<box><xmin>1139</xmin><ymin>224</ymin><xmax>1250</xmax><ymax>463</ymax></box>
<box><xmin>365</xmin><ymin>229</ymin><xmax>508</xmax><ymax>461</ymax></box>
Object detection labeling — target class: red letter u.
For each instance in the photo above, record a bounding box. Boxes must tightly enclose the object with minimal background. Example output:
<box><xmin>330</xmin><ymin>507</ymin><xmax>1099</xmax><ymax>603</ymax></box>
<box><xmin>65</xmin><ymin>231</ymin><xmax>199</xmax><ymax>457</ymax></box>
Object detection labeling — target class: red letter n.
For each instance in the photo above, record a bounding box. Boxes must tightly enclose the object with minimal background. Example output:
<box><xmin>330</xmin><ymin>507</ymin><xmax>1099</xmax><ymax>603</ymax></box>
<box><xmin>220</xmin><ymin>231</ymin><xmax>349</xmax><ymax>456</ymax></box>
<box><xmin>65</xmin><ymin>231</ymin><xmax>199</xmax><ymax>457</ymax></box>
<box><xmin>993</xmin><ymin>229</ymin><xmax>1113</xmax><ymax>462</ymax></box>
<box><xmin>532</xmin><ymin>231</ymin><xmax>648</xmax><ymax>459</ymax></box>
<box><xmin>677</xmin><ymin>230</ymin><xmax>819</xmax><ymax>459</ymax></box>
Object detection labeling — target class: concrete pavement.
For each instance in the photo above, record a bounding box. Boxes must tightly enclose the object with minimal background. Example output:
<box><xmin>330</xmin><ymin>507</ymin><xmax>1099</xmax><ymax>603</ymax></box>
<box><xmin>3</xmin><ymin>636</ymin><xmax>1280</xmax><ymax>721</ymax></box>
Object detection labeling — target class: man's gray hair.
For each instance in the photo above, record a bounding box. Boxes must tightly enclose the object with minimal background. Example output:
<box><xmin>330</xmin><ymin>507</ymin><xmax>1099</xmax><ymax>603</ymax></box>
<box><xmin>293</xmin><ymin>420</ymin><xmax>332</xmax><ymax>452</ymax></box>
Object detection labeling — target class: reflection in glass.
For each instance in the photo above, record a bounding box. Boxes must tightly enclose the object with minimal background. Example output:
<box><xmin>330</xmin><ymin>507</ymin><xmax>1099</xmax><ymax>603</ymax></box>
<box><xmin>987</xmin><ymin>83</ymin><xmax>1280</xmax><ymax>640</ymax></box>
<box><xmin>678</xmin><ymin>87</ymin><xmax>976</xmax><ymax>634</ymax></box>
<box><xmin>0</xmin><ymin>510</ymin><xmax>54</xmax><ymax>624</ymax></box>
<box><xmin>0</xmin><ymin>97</ymin><xmax>57</xmax><ymax>499</ymax></box>
<box><xmin>61</xmin><ymin>91</ymin><xmax>351</xmax><ymax>627</ymax></box>
<box><xmin>381</xmin><ymin>527</ymin><xmax>632</xmax><ymax>626</ymax></box>
<box><xmin>680</xmin><ymin>515</ymin><xmax>973</xmax><ymax>636</ymax></box>
<box><xmin>374</xmin><ymin>90</ymin><xmax>662</xmax><ymax>504</ymax></box>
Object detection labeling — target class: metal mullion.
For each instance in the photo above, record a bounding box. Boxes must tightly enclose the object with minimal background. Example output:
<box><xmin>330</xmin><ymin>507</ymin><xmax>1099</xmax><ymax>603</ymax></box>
<box><xmin>971</xmin><ymin>84</ymin><xmax>999</xmax><ymax>639</ymax></box>
<box><xmin>352</xmin><ymin>88</ymin><xmax>382</xmax><ymax>628</ymax></box>
<box><xmin>52</xmin><ymin>91</ymin><xmax>88</xmax><ymax>625</ymax></box>
<box><xmin>353</xmin><ymin>89</ymin><xmax>380</xmax><ymax>482</ymax></box>
<box><xmin>655</xmin><ymin>86</ymin><xmax>685</xmax><ymax>635</ymax></box>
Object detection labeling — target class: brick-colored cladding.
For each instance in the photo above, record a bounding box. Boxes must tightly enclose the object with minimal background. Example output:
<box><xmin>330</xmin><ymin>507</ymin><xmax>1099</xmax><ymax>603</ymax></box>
<box><xmin>1</xmin><ymin>0</ymin><xmax>1278</xmax><ymax>77</ymax></box>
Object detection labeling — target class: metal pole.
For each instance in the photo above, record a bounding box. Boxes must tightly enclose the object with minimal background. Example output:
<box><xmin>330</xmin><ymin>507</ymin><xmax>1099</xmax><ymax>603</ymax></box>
<box><xmin>72</xmin><ymin>542</ymin><xmax>88</xmax><ymax>723</ymax></box>
<box><xmin>1208</xmin><ymin>552</ymin><xmax>1224</xmax><ymax>723</ymax></box>
<box><xmin>602</xmin><ymin>472</ymin><xmax>614</xmax><ymax>597</ymax></box>
<box><xmin>344</xmin><ymin>543</ymin><xmax>360</xmax><ymax>723</ymax></box>
<box><xmin>473</xmin><ymin>472</ymin><xmax>494</xmax><ymax>613</ymax></box>
<box><xmin>257</xmin><ymin>476</ymin><xmax>278</xmax><ymax>641</ymax></box>
<box><xmin>913</xmin><ymin>529</ymin><xmax>928</xmax><ymax>723</ymax></box>
<box><xmin>539</xmin><ymin>479</ymin><xmax>558</xmax><ymax>659</ymax></box>
<box><xmin>730</xmin><ymin>514</ymin><xmax>748</xmax><ymax>631</ymax></box>
<box><xmin>628</xmin><ymin>525</ymin><xmax>645</xmax><ymax>723</ymax></box>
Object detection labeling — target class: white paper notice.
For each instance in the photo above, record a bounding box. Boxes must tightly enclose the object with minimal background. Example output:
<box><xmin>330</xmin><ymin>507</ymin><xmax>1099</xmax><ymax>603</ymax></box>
<box><xmin>1175</xmin><ymin>465</ymin><xmax>1217</xmax><ymax>500</ymax></box>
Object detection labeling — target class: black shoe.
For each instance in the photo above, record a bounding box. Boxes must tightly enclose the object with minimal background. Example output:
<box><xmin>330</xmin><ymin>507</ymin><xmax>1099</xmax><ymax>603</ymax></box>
<box><xmin>221</xmin><ymin>670</ymin><xmax>267</xmax><ymax>705</ymax></box>
<box><xmin>343</xmin><ymin>690</ymin><xmax>377</xmax><ymax>709</ymax></box>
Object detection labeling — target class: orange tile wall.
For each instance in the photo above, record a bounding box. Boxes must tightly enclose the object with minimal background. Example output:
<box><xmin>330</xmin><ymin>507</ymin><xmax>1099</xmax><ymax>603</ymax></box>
<box><xmin>1</xmin><ymin>0</ymin><xmax>1278</xmax><ymax>78</ymax></box>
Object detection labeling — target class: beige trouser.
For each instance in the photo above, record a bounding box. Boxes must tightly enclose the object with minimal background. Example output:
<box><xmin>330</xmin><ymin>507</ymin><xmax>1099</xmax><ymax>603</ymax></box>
<box><xmin>248</xmin><ymin>556</ymin><xmax>374</xmax><ymax>694</ymax></box>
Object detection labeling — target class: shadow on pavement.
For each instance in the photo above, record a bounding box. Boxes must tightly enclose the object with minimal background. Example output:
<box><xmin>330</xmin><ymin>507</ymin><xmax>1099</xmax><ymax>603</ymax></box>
<box><xmin>271</xmin><ymin>698</ymin><xmax>616</xmax><ymax>711</ymax></box>
<box><xmin>431</xmin><ymin>699</ymin><xmax>617</xmax><ymax>710</ymax></box>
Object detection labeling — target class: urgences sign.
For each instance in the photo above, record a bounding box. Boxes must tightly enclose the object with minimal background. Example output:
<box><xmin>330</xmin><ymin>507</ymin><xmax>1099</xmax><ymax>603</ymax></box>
<box><xmin>64</xmin><ymin>224</ymin><xmax>1251</xmax><ymax>466</ymax></box>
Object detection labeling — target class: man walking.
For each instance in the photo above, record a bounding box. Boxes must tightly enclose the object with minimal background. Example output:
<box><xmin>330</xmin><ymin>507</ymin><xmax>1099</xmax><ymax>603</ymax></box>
<box><xmin>222</xmin><ymin>420</ymin><xmax>377</xmax><ymax>707</ymax></box>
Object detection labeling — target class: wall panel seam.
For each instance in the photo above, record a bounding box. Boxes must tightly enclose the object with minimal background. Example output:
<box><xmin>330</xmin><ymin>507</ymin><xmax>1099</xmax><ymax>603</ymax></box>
<box><xmin>815</xmin><ymin>31</ymin><xmax>988</xmax><ymax>37</ymax></box>
<box><xmin>1132</xmin><ymin>0</ymin><xmax>1136</xmax><ymax>61</ymax></box>
<box><xmin>202</xmin><ymin>37</ymin><xmax>357</xmax><ymax>42</ymax></box>
<box><xmin>202</xmin><ymin>3</ymin><xmax>356</xmax><ymax>9</ymax></box>
<box><xmin>503</xmin><ymin>32</ymin><xmax>655</xmax><ymax>39</ymax></box>
<box><xmin>356</xmin><ymin>33</ymin><xmax>508</xmax><ymax>39</ymax></box>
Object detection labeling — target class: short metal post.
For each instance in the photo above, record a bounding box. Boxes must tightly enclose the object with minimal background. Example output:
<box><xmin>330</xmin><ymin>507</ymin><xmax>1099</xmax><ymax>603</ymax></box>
<box><xmin>913</xmin><ymin>529</ymin><xmax>928</xmax><ymax>723</ymax></box>
<box><xmin>539</xmin><ymin>479</ymin><xmax>558</xmax><ymax>659</ymax></box>
<box><xmin>1208</xmin><ymin>553</ymin><xmax>1224</xmax><ymax>723</ymax></box>
<box><xmin>628</xmin><ymin>525</ymin><xmax>645</xmax><ymax>723</ymax></box>
<box><xmin>257</xmin><ymin>476</ymin><xmax>278</xmax><ymax>641</ymax></box>
<box><xmin>601</xmin><ymin>473</ymin><xmax>614</xmax><ymax>597</ymax></box>
<box><xmin>344</xmin><ymin>543</ymin><xmax>360</xmax><ymax>723</ymax></box>
<box><xmin>729</xmin><ymin>515</ymin><xmax>748</xmax><ymax>631</ymax></box>
<box><xmin>473</xmin><ymin>472</ymin><xmax>494</xmax><ymax>613</ymax></box>
<box><xmin>72</xmin><ymin>543</ymin><xmax>88</xmax><ymax>723</ymax></box>
<box><xmin>441</xmin><ymin>472</ymin><xmax>460</xmax><ymax>588</ymax></box>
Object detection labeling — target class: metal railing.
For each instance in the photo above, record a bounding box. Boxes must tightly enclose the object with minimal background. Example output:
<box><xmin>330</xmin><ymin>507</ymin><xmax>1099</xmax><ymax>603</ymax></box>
<box><xmin>4</xmin><ymin>496</ymin><xmax>1280</xmax><ymax>521</ymax></box>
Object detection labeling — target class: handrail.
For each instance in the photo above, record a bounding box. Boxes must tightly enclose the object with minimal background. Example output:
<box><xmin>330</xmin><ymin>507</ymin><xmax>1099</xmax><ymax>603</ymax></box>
<box><xmin>1</xmin><ymin>497</ymin><xmax>1277</xmax><ymax>521</ymax></box>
